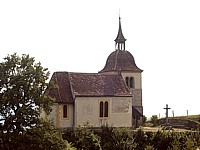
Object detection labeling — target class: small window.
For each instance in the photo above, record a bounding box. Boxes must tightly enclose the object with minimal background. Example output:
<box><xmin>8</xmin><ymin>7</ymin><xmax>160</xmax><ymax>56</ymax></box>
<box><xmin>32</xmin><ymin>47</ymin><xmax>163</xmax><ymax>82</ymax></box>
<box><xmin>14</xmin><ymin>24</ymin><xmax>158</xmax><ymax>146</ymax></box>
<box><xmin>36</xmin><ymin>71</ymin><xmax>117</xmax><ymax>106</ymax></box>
<box><xmin>104</xmin><ymin>101</ymin><xmax>108</xmax><ymax>117</ymax></box>
<box><xmin>63</xmin><ymin>105</ymin><xmax>68</xmax><ymax>119</ymax></box>
<box><xmin>130</xmin><ymin>77</ymin><xmax>134</xmax><ymax>89</ymax></box>
<box><xmin>100</xmin><ymin>101</ymin><xmax>104</xmax><ymax>117</ymax></box>
<box><xmin>99</xmin><ymin>100</ymin><xmax>109</xmax><ymax>118</ymax></box>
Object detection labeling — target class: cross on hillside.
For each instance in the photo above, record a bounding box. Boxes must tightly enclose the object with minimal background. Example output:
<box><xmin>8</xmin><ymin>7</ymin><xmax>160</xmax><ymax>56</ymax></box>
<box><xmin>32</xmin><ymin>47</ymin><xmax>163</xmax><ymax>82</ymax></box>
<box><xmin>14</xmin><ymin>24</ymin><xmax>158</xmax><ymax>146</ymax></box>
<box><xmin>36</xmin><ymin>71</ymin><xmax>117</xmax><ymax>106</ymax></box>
<box><xmin>164</xmin><ymin>104</ymin><xmax>171</xmax><ymax>124</ymax></box>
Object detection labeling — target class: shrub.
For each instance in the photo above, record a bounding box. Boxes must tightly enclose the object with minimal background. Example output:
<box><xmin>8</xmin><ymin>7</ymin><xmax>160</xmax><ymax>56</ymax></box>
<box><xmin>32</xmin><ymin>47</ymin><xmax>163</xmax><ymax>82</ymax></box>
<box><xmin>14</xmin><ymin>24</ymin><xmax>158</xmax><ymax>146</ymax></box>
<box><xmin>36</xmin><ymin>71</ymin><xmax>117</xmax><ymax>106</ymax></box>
<box><xmin>63</xmin><ymin>122</ymin><xmax>101</xmax><ymax>150</ymax></box>
<box><xmin>63</xmin><ymin>125</ymin><xmax>200</xmax><ymax>149</ymax></box>
<box><xmin>150</xmin><ymin>115</ymin><xmax>158</xmax><ymax>127</ymax></box>
<box><xmin>98</xmin><ymin>125</ymin><xmax>135</xmax><ymax>150</ymax></box>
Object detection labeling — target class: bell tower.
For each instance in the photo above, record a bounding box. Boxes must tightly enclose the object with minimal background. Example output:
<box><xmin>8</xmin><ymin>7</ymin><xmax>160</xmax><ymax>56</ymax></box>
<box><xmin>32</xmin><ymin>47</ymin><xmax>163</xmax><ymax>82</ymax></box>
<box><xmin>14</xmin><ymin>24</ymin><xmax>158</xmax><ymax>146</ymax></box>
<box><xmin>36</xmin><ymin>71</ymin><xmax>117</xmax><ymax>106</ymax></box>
<box><xmin>100</xmin><ymin>17</ymin><xmax>143</xmax><ymax>127</ymax></box>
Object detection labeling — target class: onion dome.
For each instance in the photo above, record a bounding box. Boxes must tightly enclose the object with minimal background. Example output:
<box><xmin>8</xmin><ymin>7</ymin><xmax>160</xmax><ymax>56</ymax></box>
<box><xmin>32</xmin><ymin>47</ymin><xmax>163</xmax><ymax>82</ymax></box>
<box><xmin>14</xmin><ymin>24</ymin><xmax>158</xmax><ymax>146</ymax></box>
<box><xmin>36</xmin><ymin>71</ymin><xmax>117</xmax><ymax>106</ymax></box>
<box><xmin>99</xmin><ymin>50</ymin><xmax>143</xmax><ymax>73</ymax></box>
<box><xmin>99</xmin><ymin>17</ymin><xmax>143</xmax><ymax>73</ymax></box>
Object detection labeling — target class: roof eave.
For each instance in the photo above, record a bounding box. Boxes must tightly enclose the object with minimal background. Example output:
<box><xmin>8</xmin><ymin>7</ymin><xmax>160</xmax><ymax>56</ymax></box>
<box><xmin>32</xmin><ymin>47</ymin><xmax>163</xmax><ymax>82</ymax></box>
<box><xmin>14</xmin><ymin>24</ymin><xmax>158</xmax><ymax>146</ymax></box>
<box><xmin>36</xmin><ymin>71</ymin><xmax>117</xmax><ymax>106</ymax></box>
<box><xmin>74</xmin><ymin>95</ymin><xmax>132</xmax><ymax>97</ymax></box>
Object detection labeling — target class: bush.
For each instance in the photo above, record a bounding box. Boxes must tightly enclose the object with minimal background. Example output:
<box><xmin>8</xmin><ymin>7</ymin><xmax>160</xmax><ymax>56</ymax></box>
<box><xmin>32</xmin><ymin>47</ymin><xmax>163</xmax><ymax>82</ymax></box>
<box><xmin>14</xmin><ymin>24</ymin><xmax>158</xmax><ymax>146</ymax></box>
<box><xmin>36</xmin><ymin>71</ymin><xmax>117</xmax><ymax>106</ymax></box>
<box><xmin>150</xmin><ymin>115</ymin><xmax>158</xmax><ymax>127</ymax></box>
<box><xmin>63</xmin><ymin>125</ymin><xmax>200</xmax><ymax>149</ymax></box>
<box><xmin>99</xmin><ymin>125</ymin><xmax>134</xmax><ymax>150</ymax></box>
<box><xmin>63</xmin><ymin>122</ymin><xmax>101</xmax><ymax>150</ymax></box>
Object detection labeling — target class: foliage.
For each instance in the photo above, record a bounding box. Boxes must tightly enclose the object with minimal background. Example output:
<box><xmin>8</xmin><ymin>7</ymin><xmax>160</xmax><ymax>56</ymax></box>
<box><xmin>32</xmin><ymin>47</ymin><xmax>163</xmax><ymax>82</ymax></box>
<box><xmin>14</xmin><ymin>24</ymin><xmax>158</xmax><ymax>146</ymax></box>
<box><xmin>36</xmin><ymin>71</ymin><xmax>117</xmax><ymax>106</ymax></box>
<box><xmin>0</xmin><ymin>53</ymin><xmax>69</xmax><ymax>149</ymax></box>
<box><xmin>150</xmin><ymin>115</ymin><xmax>158</xmax><ymax>127</ymax></box>
<box><xmin>1</xmin><ymin>119</ymin><xmax>73</xmax><ymax>150</ymax></box>
<box><xmin>63</xmin><ymin>125</ymin><xmax>200</xmax><ymax>150</ymax></box>
<box><xmin>149</xmin><ymin>129</ymin><xmax>173</xmax><ymax>149</ymax></box>
<box><xmin>143</xmin><ymin>115</ymin><xmax>147</xmax><ymax>125</ymax></box>
<box><xmin>64</xmin><ymin>122</ymin><xmax>101</xmax><ymax>150</ymax></box>
<box><xmin>133</xmin><ymin>127</ymin><xmax>148</xmax><ymax>149</ymax></box>
<box><xmin>23</xmin><ymin>119</ymin><xmax>68</xmax><ymax>150</ymax></box>
<box><xmin>98</xmin><ymin>125</ymin><xmax>135</xmax><ymax>150</ymax></box>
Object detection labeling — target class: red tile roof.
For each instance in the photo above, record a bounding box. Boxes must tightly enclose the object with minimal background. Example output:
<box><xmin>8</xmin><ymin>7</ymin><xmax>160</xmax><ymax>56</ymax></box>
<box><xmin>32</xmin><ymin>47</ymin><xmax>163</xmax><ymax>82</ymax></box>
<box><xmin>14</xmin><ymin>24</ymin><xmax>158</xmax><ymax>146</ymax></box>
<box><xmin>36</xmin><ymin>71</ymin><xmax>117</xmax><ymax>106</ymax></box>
<box><xmin>99</xmin><ymin>50</ymin><xmax>143</xmax><ymax>73</ymax></box>
<box><xmin>70</xmin><ymin>72</ymin><xmax>131</xmax><ymax>97</ymax></box>
<box><xmin>47</xmin><ymin>72</ymin><xmax>131</xmax><ymax>103</ymax></box>
<box><xmin>48</xmin><ymin>72</ymin><xmax>74</xmax><ymax>103</ymax></box>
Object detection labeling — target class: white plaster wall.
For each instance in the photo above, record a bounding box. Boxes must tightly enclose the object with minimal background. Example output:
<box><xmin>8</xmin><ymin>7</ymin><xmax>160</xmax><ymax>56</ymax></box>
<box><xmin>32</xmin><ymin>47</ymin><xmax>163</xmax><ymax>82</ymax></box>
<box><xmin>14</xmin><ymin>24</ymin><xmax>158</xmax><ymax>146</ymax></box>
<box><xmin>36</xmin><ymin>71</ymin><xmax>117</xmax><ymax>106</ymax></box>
<box><xmin>46</xmin><ymin>103</ymin><xmax>74</xmax><ymax>128</ymax></box>
<box><xmin>75</xmin><ymin>97</ymin><xmax>132</xmax><ymax>127</ymax></box>
<box><xmin>75</xmin><ymin>97</ymin><xmax>98</xmax><ymax>127</ymax></box>
<box><xmin>48</xmin><ymin>104</ymin><xmax>57</xmax><ymax>126</ymax></box>
<box><xmin>59</xmin><ymin>104</ymin><xmax>74</xmax><ymax>128</ymax></box>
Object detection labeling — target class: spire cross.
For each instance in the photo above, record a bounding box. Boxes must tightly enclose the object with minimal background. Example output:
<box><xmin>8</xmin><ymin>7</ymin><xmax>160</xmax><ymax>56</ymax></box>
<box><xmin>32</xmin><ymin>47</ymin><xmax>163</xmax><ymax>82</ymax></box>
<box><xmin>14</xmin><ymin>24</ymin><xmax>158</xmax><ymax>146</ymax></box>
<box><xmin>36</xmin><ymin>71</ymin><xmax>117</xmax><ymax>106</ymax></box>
<box><xmin>163</xmin><ymin>104</ymin><xmax>171</xmax><ymax>124</ymax></box>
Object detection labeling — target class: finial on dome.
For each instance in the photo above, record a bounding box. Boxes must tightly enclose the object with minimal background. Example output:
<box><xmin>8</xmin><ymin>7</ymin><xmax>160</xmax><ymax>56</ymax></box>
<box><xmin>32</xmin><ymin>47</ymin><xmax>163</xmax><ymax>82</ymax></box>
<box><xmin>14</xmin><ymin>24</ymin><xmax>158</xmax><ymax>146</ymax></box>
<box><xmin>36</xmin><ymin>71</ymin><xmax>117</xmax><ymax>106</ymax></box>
<box><xmin>114</xmin><ymin>16</ymin><xmax>126</xmax><ymax>51</ymax></box>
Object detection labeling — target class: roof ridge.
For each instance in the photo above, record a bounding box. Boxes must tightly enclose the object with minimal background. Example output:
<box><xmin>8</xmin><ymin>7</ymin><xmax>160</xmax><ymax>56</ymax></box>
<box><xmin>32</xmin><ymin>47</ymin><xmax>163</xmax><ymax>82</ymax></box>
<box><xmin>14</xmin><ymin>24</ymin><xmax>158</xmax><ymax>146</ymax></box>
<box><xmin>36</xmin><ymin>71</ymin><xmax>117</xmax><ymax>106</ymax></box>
<box><xmin>69</xmin><ymin>72</ymin><xmax>98</xmax><ymax>75</ymax></box>
<box><xmin>54</xmin><ymin>71</ymin><xmax>68</xmax><ymax>73</ymax></box>
<box><xmin>54</xmin><ymin>72</ymin><xmax>62</xmax><ymax>102</ymax></box>
<box><xmin>68</xmin><ymin>72</ymin><xmax>75</xmax><ymax>100</ymax></box>
<box><xmin>114</xmin><ymin>50</ymin><xmax>119</xmax><ymax>70</ymax></box>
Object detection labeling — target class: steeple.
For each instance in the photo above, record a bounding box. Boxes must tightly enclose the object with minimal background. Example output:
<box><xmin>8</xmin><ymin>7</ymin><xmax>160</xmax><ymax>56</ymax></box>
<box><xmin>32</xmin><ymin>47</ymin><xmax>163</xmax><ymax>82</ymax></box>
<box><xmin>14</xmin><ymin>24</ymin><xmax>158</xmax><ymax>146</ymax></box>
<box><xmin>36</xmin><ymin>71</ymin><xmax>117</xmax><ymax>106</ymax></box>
<box><xmin>114</xmin><ymin>17</ymin><xmax>126</xmax><ymax>50</ymax></box>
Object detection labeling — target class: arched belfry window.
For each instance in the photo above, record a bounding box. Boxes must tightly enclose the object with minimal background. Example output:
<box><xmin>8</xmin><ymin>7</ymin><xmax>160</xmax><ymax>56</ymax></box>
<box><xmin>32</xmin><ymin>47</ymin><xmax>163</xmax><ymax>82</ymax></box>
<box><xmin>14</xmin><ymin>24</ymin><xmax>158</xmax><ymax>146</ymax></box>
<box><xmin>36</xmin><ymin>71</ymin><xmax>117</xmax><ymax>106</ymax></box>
<box><xmin>125</xmin><ymin>77</ymin><xmax>129</xmax><ymax>87</ymax></box>
<box><xmin>125</xmin><ymin>76</ymin><xmax>135</xmax><ymax>89</ymax></box>
<box><xmin>130</xmin><ymin>77</ymin><xmax>134</xmax><ymax>89</ymax></box>
<box><xmin>63</xmin><ymin>105</ymin><xmax>68</xmax><ymax>119</ymax></box>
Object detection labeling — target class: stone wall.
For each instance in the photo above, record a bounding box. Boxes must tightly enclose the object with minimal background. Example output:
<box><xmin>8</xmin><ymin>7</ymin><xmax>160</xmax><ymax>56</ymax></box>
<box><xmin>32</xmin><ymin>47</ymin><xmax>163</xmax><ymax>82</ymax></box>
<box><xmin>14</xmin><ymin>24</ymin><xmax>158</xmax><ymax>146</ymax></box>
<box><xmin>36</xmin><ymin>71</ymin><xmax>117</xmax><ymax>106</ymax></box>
<box><xmin>157</xmin><ymin>118</ymin><xmax>200</xmax><ymax>130</ymax></box>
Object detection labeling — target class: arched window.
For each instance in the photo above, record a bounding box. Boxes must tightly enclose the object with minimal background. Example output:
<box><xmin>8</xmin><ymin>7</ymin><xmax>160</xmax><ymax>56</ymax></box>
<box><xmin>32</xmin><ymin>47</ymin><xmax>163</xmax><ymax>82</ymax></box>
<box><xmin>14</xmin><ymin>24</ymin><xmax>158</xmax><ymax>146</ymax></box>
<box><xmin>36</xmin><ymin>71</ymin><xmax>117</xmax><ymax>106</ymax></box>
<box><xmin>125</xmin><ymin>77</ymin><xmax>129</xmax><ymax>87</ymax></box>
<box><xmin>100</xmin><ymin>101</ymin><xmax>104</xmax><ymax>118</ymax></box>
<box><xmin>63</xmin><ymin>105</ymin><xmax>68</xmax><ymax>119</ymax></box>
<box><xmin>99</xmin><ymin>100</ymin><xmax>109</xmax><ymax>118</ymax></box>
<box><xmin>130</xmin><ymin>77</ymin><xmax>134</xmax><ymax>89</ymax></box>
<box><xmin>104</xmin><ymin>101</ymin><xmax>109</xmax><ymax>117</ymax></box>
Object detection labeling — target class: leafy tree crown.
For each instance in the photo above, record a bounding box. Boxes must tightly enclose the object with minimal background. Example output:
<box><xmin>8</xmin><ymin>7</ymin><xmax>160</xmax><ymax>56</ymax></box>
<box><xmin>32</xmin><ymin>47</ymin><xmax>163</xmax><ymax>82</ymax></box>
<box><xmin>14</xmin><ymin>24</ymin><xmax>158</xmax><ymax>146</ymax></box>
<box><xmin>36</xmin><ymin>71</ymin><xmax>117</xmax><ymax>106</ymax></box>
<box><xmin>0</xmin><ymin>53</ymin><xmax>54</xmax><ymax>135</ymax></box>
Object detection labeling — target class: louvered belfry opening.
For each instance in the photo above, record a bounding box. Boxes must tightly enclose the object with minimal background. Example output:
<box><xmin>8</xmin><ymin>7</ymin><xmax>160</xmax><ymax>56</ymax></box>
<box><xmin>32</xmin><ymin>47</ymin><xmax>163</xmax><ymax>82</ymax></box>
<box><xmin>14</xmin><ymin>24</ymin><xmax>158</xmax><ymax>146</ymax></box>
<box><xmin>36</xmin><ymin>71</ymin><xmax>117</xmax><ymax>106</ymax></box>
<box><xmin>115</xmin><ymin>17</ymin><xmax>126</xmax><ymax>51</ymax></box>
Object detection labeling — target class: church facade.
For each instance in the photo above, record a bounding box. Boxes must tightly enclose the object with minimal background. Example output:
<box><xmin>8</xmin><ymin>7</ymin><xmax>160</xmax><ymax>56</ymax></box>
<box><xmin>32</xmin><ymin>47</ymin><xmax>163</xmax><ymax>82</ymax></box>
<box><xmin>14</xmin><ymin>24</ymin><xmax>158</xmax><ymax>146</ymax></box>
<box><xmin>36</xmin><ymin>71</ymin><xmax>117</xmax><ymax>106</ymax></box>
<box><xmin>42</xmin><ymin>17</ymin><xmax>143</xmax><ymax>128</ymax></box>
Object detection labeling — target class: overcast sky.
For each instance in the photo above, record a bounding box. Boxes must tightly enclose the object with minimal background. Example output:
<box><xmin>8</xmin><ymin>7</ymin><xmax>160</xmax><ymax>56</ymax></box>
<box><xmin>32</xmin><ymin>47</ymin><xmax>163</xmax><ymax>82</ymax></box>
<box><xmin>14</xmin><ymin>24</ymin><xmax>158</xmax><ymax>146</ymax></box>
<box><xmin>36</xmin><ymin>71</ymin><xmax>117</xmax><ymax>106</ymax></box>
<box><xmin>1</xmin><ymin>0</ymin><xmax>200</xmax><ymax>118</ymax></box>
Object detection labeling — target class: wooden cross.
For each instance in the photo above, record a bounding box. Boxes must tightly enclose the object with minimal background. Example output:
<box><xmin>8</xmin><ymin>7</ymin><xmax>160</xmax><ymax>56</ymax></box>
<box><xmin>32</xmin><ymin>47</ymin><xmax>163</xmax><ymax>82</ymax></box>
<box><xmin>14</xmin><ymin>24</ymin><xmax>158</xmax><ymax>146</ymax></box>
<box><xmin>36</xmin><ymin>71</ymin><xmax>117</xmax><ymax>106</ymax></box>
<box><xmin>164</xmin><ymin>104</ymin><xmax>171</xmax><ymax>124</ymax></box>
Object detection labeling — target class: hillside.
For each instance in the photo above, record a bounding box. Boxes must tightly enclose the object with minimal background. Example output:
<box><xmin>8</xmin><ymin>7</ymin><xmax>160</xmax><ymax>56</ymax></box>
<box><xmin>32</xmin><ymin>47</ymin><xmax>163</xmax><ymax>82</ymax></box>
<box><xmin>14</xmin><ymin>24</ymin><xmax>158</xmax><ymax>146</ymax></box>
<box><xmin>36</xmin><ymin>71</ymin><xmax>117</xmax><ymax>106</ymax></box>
<box><xmin>172</xmin><ymin>115</ymin><xmax>200</xmax><ymax>122</ymax></box>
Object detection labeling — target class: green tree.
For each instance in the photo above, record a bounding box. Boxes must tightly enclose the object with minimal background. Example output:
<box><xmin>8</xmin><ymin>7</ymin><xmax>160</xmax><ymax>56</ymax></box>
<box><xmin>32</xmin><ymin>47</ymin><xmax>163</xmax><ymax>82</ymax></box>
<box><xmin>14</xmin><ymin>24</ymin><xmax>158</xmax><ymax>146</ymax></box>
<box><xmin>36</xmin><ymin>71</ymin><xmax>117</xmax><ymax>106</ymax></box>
<box><xmin>143</xmin><ymin>115</ymin><xmax>147</xmax><ymax>125</ymax></box>
<box><xmin>0</xmin><ymin>53</ymin><xmax>55</xmax><ymax>149</ymax></box>
<box><xmin>74</xmin><ymin>122</ymin><xmax>101</xmax><ymax>150</ymax></box>
<box><xmin>20</xmin><ymin>119</ymin><xmax>75</xmax><ymax>150</ymax></box>
<box><xmin>150</xmin><ymin>115</ymin><xmax>158</xmax><ymax>127</ymax></box>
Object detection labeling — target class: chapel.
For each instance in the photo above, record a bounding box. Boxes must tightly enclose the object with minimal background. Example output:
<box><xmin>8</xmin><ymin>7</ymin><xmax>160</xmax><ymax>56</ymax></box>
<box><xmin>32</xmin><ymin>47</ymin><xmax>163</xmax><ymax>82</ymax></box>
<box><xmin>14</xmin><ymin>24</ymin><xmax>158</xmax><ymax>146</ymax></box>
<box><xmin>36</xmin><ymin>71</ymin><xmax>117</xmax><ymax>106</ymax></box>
<box><xmin>42</xmin><ymin>17</ymin><xmax>143</xmax><ymax>128</ymax></box>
